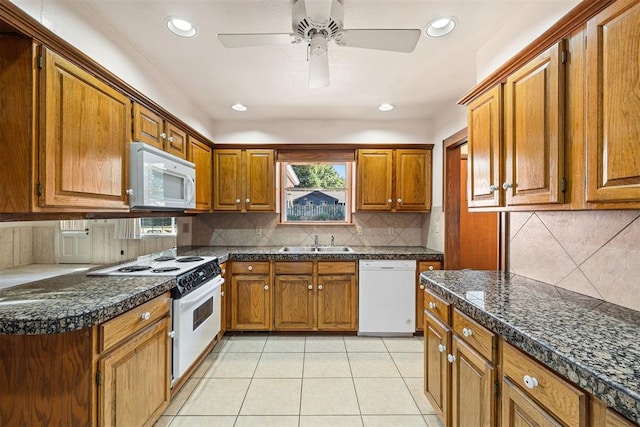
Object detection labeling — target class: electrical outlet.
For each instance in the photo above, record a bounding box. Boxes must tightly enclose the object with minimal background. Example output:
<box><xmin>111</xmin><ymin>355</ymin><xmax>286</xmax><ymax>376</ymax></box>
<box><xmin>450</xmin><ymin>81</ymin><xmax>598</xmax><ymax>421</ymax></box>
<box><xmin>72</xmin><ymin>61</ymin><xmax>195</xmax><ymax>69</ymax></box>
<box><xmin>256</xmin><ymin>226</ymin><xmax>262</xmax><ymax>236</ymax></box>
<box><xmin>120</xmin><ymin>250</ymin><xmax>125</xmax><ymax>255</ymax></box>
<box><xmin>356</xmin><ymin>226</ymin><xmax>363</xmax><ymax>235</ymax></box>
<box><xmin>388</xmin><ymin>227</ymin><xmax>394</xmax><ymax>235</ymax></box>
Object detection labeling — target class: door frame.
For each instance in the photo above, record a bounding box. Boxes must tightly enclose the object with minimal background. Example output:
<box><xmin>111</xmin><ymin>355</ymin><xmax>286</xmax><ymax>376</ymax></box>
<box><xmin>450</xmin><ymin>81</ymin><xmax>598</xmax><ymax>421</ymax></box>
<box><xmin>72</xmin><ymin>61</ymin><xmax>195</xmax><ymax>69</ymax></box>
<box><xmin>443</xmin><ymin>129</ymin><xmax>507</xmax><ymax>271</ymax></box>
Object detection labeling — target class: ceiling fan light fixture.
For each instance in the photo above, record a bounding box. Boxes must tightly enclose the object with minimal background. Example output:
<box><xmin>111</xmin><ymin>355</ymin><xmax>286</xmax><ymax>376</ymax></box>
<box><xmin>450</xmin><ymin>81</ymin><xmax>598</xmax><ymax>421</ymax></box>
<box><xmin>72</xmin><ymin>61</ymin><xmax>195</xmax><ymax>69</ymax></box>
<box><xmin>425</xmin><ymin>16</ymin><xmax>457</xmax><ymax>38</ymax></box>
<box><xmin>166</xmin><ymin>17</ymin><xmax>197</xmax><ymax>38</ymax></box>
<box><xmin>309</xmin><ymin>33</ymin><xmax>328</xmax><ymax>56</ymax></box>
<box><xmin>378</xmin><ymin>103</ymin><xmax>394</xmax><ymax>112</ymax></box>
<box><xmin>231</xmin><ymin>103</ymin><xmax>248</xmax><ymax>112</ymax></box>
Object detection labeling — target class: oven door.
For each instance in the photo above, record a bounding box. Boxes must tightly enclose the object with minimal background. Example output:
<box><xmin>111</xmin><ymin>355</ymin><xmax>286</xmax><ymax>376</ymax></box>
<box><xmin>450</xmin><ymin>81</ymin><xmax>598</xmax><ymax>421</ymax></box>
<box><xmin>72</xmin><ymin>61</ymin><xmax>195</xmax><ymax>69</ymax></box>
<box><xmin>172</xmin><ymin>276</ymin><xmax>223</xmax><ymax>385</ymax></box>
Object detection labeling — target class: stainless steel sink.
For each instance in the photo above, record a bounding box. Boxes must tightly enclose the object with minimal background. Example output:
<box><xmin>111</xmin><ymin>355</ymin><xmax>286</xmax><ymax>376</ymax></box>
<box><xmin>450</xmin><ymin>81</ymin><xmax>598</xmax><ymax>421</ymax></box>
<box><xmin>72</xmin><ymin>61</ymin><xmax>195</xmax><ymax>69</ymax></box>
<box><xmin>278</xmin><ymin>246</ymin><xmax>353</xmax><ymax>253</ymax></box>
<box><xmin>278</xmin><ymin>246</ymin><xmax>317</xmax><ymax>253</ymax></box>
<box><xmin>316</xmin><ymin>246</ymin><xmax>353</xmax><ymax>253</ymax></box>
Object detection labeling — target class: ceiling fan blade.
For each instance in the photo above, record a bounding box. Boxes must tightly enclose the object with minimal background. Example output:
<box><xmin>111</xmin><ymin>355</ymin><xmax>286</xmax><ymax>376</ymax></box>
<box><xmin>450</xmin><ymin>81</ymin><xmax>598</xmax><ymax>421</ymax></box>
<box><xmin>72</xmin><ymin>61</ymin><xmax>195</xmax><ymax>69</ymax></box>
<box><xmin>304</xmin><ymin>0</ymin><xmax>333</xmax><ymax>25</ymax></box>
<box><xmin>309</xmin><ymin>49</ymin><xmax>329</xmax><ymax>88</ymax></box>
<box><xmin>336</xmin><ymin>29</ymin><xmax>421</xmax><ymax>53</ymax></box>
<box><xmin>218</xmin><ymin>33</ymin><xmax>299</xmax><ymax>48</ymax></box>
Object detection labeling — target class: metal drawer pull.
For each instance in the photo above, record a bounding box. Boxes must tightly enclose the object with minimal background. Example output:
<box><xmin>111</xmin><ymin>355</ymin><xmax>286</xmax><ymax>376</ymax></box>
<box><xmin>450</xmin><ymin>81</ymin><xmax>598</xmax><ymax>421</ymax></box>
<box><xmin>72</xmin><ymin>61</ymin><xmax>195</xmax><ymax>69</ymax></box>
<box><xmin>428</xmin><ymin>265</ymin><xmax>434</xmax><ymax>271</ymax></box>
<box><xmin>141</xmin><ymin>312</ymin><xmax>151</xmax><ymax>321</ymax></box>
<box><xmin>247</xmin><ymin>265</ymin><xmax>253</xmax><ymax>271</ymax></box>
<box><xmin>438</xmin><ymin>344</ymin><xmax>446</xmax><ymax>353</ymax></box>
<box><xmin>462</xmin><ymin>327</ymin><xmax>473</xmax><ymax>337</ymax></box>
<box><xmin>264</xmin><ymin>285</ymin><xmax>269</xmax><ymax>290</ymax></box>
<box><xmin>523</xmin><ymin>375</ymin><xmax>539</xmax><ymax>389</ymax></box>
<box><xmin>308</xmin><ymin>284</ymin><xmax>313</xmax><ymax>290</ymax></box>
<box><xmin>419</xmin><ymin>284</ymin><xmax>425</xmax><ymax>290</ymax></box>
<box><xmin>318</xmin><ymin>285</ymin><xmax>323</xmax><ymax>290</ymax></box>
<box><xmin>168</xmin><ymin>331</ymin><xmax>175</xmax><ymax>338</ymax></box>
<box><xmin>428</xmin><ymin>302</ymin><xmax>437</xmax><ymax>309</ymax></box>
<box><xmin>447</xmin><ymin>354</ymin><xmax>456</xmax><ymax>363</ymax></box>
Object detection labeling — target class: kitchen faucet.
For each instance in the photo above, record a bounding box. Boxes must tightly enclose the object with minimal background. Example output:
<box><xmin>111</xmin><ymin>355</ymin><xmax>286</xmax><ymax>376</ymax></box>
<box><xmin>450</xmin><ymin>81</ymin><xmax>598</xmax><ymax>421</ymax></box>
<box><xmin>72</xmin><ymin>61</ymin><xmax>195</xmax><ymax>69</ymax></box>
<box><xmin>330</xmin><ymin>235</ymin><xmax>335</xmax><ymax>247</ymax></box>
<box><xmin>314</xmin><ymin>234</ymin><xmax>319</xmax><ymax>249</ymax></box>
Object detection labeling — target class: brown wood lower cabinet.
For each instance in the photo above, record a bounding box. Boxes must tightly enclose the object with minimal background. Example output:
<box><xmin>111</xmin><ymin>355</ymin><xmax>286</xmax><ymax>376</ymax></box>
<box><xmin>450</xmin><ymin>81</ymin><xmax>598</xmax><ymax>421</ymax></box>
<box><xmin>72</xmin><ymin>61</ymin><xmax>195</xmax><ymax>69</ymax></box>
<box><xmin>0</xmin><ymin>293</ymin><xmax>171</xmax><ymax>427</ymax></box>
<box><xmin>502</xmin><ymin>377</ymin><xmax>562</xmax><ymax>427</ymax></box>
<box><xmin>317</xmin><ymin>273</ymin><xmax>357</xmax><ymax>331</ymax></box>
<box><xmin>424</xmin><ymin>311</ymin><xmax>452</xmax><ymax>425</ymax></box>
<box><xmin>230</xmin><ymin>261</ymin><xmax>271</xmax><ymax>330</ymax></box>
<box><xmin>274</xmin><ymin>273</ymin><xmax>315</xmax><ymax>330</ymax></box>
<box><xmin>416</xmin><ymin>261</ymin><xmax>442</xmax><ymax>332</ymax></box>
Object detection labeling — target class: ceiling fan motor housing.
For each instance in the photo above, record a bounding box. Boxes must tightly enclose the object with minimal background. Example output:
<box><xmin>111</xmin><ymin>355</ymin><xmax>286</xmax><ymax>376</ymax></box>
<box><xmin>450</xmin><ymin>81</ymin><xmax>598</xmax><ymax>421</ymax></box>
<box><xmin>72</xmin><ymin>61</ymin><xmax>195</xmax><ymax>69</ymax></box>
<box><xmin>293</xmin><ymin>0</ymin><xmax>344</xmax><ymax>40</ymax></box>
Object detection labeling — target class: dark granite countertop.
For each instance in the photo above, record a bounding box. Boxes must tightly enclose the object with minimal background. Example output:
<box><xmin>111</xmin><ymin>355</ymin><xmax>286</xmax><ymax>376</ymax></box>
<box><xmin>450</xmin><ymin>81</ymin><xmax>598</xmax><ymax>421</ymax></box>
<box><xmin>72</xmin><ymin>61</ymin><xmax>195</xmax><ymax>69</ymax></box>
<box><xmin>0</xmin><ymin>246</ymin><xmax>442</xmax><ymax>335</ymax></box>
<box><xmin>420</xmin><ymin>270</ymin><xmax>640</xmax><ymax>425</ymax></box>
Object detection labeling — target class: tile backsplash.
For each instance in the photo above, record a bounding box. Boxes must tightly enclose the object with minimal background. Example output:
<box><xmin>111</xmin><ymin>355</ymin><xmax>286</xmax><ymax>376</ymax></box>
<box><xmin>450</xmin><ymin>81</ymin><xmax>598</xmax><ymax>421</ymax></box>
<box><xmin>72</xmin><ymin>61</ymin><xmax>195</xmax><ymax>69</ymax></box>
<box><xmin>509</xmin><ymin>210</ymin><xmax>640</xmax><ymax>311</ymax></box>
<box><xmin>192</xmin><ymin>212</ymin><xmax>430</xmax><ymax>248</ymax></box>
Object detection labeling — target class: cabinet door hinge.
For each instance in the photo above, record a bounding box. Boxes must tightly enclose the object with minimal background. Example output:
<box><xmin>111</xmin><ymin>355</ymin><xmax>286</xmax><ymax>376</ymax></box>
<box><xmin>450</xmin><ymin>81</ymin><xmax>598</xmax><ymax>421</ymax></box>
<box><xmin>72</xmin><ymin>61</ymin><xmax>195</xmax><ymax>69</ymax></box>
<box><xmin>561</xmin><ymin>49</ymin><xmax>567</xmax><ymax>64</ymax></box>
<box><xmin>37</xmin><ymin>55</ymin><xmax>44</xmax><ymax>69</ymax></box>
<box><xmin>561</xmin><ymin>177</ymin><xmax>567</xmax><ymax>193</ymax></box>
<box><xmin>36</xmin><ymin>182</ymin><xmax>43</xmax><ymax>197</ymax></box>
<box><xmin>96</xmin><ymin>371</ymin><xmax>102</xmax><ymax>386</ymax></box>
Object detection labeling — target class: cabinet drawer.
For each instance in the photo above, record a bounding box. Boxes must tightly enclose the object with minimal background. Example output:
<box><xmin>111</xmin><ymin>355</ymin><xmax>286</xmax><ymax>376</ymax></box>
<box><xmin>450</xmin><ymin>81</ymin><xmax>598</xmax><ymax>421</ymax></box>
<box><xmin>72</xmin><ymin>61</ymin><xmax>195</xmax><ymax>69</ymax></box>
<box><xmin>423</xmin><ymin>289</ymin><xmax>451</xmax><ymax>324</ymax></box>
<box><xmin>231</xmin><ymin>261</ymin><xmax>270</xmax><ymax>274</ymax></box>
<box><xmin>275</xmin><ymin>262</ymin><xmax>313</xmax><ymax>275</ymax></box>
<box><xmin>452</xmin><ymin>309</ymin><xmax>496</xmax><ymax>362</ymax></box>
<box><xmin>99</xmin><ymin>293</ymin><xmax>170</xmax><ymax>353</ymax></box>
<box><xmin>503</xmin><ymin>342</ymin><xmax>587</xmax><ymax>427</ymax></box>
<box><xmin>318</xmin><ymin>261</ymin><xmax>356</xmax><ymax>274</ymax></box>
<box><xmin>418</xmin><ymin>261</ymin><xmax>442</xmax><ymax>272</ymax></box>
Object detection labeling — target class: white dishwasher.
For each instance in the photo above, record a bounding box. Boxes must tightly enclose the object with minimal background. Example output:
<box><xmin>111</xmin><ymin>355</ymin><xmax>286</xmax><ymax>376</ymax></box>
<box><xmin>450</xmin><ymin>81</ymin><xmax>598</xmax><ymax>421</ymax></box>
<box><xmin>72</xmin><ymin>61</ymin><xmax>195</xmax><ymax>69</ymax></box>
<box><xmin>358</xmin><ymin>259</ymin><xmax>416</xmax><ymax>336</ymax></box>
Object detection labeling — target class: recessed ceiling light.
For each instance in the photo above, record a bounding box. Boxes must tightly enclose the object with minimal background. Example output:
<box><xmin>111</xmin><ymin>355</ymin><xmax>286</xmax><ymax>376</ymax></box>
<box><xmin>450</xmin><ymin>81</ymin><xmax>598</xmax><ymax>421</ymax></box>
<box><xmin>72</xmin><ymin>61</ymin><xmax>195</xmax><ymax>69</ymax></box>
<box><xmin>425</xmin><ymin>16</ymin><xmax>458</xmax><ymax>38</ymax></box>
<box><xmin>231</xmin><ymin>103</ymin><xmax>248</xmax><ymax>112</ymax></box>
<box><xmin>378</xmin><ymin>103</ymin><xmax>394</xmax><ymax>112</ymax></box>
<box><xmin>166</xmin><ymin>17</ymin><xmax>197</xmax><ymax>38</ymax></box>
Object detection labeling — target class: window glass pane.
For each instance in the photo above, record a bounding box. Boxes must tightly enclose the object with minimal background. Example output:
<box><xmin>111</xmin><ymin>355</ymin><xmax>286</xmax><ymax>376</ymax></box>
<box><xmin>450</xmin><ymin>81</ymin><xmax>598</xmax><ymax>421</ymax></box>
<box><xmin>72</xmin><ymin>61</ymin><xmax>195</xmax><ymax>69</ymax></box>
<box><xmin>140</xmin><ymin>217</ymin><xmax>177</xmax><ymax>235</ymax></box>
<box><xmin>282</xmin><ymin>162</ymin><xmax>351</xmax><ymax>223</ymax></box>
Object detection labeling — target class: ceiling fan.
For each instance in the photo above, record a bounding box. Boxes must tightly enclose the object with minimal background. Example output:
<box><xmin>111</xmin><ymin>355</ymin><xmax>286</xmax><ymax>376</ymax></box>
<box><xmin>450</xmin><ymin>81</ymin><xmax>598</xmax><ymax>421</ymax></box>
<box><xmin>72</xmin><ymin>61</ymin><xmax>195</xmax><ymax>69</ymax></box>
<box><xmin>217</xmin><ymin>0</ymin><xmax>421</xmax><ymax>88</ymax></box>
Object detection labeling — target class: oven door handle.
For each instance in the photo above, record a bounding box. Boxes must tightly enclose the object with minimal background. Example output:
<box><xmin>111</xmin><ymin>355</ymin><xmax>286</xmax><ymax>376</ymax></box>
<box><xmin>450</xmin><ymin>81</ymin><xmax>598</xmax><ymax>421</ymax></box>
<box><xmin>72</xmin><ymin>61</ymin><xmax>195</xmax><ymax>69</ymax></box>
<box><xmin>176</xmin><ymin>278</ymin><xmax>224</xmax><ymax>307</ymax></box>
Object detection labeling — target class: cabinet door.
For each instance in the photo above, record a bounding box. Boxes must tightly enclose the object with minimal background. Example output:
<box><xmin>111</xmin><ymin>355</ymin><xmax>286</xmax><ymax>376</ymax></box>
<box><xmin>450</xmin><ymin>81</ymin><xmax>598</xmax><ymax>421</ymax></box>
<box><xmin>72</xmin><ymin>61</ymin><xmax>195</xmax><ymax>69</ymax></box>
<box><xmin>467</xmin><ymin>85</ymin><xmax>503</xmax><ymax>208</ymax></box>
<box><xmin>98</xmin><ymin>317</ymin><xmax>171</xmax><ymax>427</ymax></box>
<box><xmin>451</xmin><ymin>336</ymin><xmax>496</xmax><ymax>427</ymax></box>
<box><xmin>245</xmin><ymin>149</ymin><xmax>275</xmax><ymax>211</ymax></box>
<box><xmin>504</xmin><ymin>41</ymin><xmax>565</xmax><ymax>206</ymax></box>
<box><xmin>502</xmin><ymin>377</ymin><xmax>562</xmax><ymax>427</ymax></box>
<box><xmin>317</xmin><ymin>274</ymin><xmax>357</xmax><ymax>331</ymax></box>
<box><xmin>416</xmin><ymin>261</ymin><xmax>442</xmax><ymax>331</ymax></box>
<box><xmin>585</xmin><ymin>0</ymin><xmax>640</xmax><ymax>203</ymax></box>
<box><xmin>356</xmin><ymin>149</ymin><xmax>393</xmax><ymax>210</ymax></box>
<box><xmin>424</xmin><ymin>312</ymin><xmax>451</xmax><ymax>426</ymax></box>
<box><xmin>231</xmin><ymin>274</ymin><xmax>271</xmax><ymax>330</ymax></box>
<box><xmin>40</xmin><ymin>48</ymin><xmax>130</xmax><ymax>210</ymax></box>
<box><xmin>188</xmin><ymin>136</ymin><xmax>212</xmax><ymax>211</ymax></box>
<box><xmin>132</xmin><ymin>103</ymin><xmax>164</xmax><ymax>150</ymax></box>
<box><xmin>213</xmin><ymin>149</ymin><xmax>243</xmax><ymax>211</ymax></box>
<box><xmin>396</xmin><ymin>149</ymin><xmax>432</xmax><ymax>211</ymax></box>
<box><xmin>274</xmin><ymin>275</ymin><xmax>315</xmax><ymax>330</ymax></box>
<box><xmin>165</xmin><ymin>123</ymin><xmax>187</xmax><ymax>159</ymax></box>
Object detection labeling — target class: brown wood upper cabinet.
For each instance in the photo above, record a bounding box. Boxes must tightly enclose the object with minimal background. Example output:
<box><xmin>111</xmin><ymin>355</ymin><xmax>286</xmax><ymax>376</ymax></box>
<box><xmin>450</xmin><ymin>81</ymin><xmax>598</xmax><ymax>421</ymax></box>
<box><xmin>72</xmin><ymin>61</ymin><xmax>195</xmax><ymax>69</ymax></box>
<box><xmin>133</xmin><ymin>103</ymin><xmax>187</xmax><ymax>159</ymax></box>
<box><xmin>585</xmin><ymin>0</ymin><xmax>640</xmax><ymax>205</ymax></box>
<box><xmin>39</xmin><ymin>47</ymin><xmax>132</xmax><ymax>211</ymax></box>
<box><xmin>213</xmin><ymin>149</ymin><xmax>275</xmax><ymax>212</ymax></box>
<box><xmin>356</xmin><ymin>148</ymin><xmax>432</xmax><ymax>212</ymax></box>
<box><xmin>187</xmin><ymin>136</ymin><xmax>213</xmax><ymax>211</ymax></box>
<box><xmin>467</xmin><ymin>41</ymin><xmax>566</xmax><ymax>210</ymax></box>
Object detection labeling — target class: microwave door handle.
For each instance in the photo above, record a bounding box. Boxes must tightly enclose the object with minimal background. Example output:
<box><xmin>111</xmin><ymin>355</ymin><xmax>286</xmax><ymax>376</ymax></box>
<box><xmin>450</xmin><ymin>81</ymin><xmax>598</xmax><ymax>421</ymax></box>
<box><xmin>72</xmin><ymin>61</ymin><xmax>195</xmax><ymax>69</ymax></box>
<box><xmin>186</xmin><ymin>177</ymin><xmax>195</xmax><ymax>203</ymax></box>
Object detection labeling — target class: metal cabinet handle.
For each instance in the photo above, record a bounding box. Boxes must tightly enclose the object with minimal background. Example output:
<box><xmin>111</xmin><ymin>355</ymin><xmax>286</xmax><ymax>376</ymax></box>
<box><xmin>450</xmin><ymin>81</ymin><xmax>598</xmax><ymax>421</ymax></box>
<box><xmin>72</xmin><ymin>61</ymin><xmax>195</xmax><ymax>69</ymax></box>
<box><xmin>235</xmin><ymin>198</ymin><xmax>241</xmax><ymax>204</ymax></box>
<box><xmin>160</xmin><ymin>132</ymin><xmax>167</xmax><ymax>139</ymax></box>
<box><xmin>428</xmin><ymin>302</ymin><xmax>437</xmax><ymax>309</ymax></box>
<box><xmin>387</xmin><ymin>198</ymin><xmax>393</xmax><ymax>203</ymax></box>
<box><xmin>168</xmin><ymin>136</ymin><xmax>174</xmax><ymax>143</ymax></box>
<box><xmin>247</xmin><ymin>265</ymin><xmax>253</xmax><ymax>271</ymax></box>
<box><xmin>246</xmin><ymin>198</ymin><xmax>250</xmax><ymax>203</ymax></box>
<box><xmin>428</xmin><ymin>266</ymin><xmax>434</xmax><ymax>271</ymax></box>
<box><xmin>397</xmin><ymin>198</ymin><xmax>402</xmax><ymax>203</ymax></box>
<box><xmin>419</xmin><ymin>284</ymin><xmax>425</xmax><ymax>290</ymax></box>
<box><xmin>462</xmin><ymin>327</ymin><xmax>473</xmax><ymax>337</ymax></box>
<box><xmin>141</xmin><ymin>312</ymin><xmax>151</xmax><ymax>321</ymax></box>
<box><xmin>125</xmin><ymin>189</ymin><xmax>134</xmax><ymax>195</ymax></box>
<box><xmin>264</xmin><ymin>285</ymin><xmax>269</xmax><ymax>290</ymax></box>
<box><xmin>447</xmin><ymin>354</ymin><xmax>456</xmax><ymax>363</ymax></box>
<box><xmin>489</xmin><ymin>184</ymin><xmax>499</xmax><ymax>193</ymax></box>
<box><xmin>168</xmin><ymin>331</ymin><xmax>175</xmax><ymax>338</ymax></box>
<box><xmin>308</xmin><ymin>284</ymin><xmax>313</xmax><ymax>290</ymax></box>
<box><xmin>523</xmin><ymin>375</ymin><xmax>539</xmax><ymax>389</ymax></box>
<box><xmin>502</xmin><ymin>182</ymin><xmax>513</xmax><ymax>190</ymax></box>
<box><xmin>220</xmin><ymin>291</ymin><xmax>225</xmax><ymax>297</ymax></box>
<box><xmin>438</xmin><ymin>344</ymin><xmax>446</xmax><ymax>353</ymax></box>
<box><xmin>318</xmin><ymin>285</ymin><xmax>323</xmax><ymax>290</ymax></box>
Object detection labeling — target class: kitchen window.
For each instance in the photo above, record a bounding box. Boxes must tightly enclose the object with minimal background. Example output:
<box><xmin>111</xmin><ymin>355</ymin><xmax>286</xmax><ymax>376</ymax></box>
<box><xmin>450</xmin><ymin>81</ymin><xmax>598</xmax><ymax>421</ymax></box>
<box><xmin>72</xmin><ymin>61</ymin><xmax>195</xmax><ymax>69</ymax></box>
<box><xmin>278</xmin><ymin>150</ymin><xmax>354</xmax><ymax>224</ymax></box>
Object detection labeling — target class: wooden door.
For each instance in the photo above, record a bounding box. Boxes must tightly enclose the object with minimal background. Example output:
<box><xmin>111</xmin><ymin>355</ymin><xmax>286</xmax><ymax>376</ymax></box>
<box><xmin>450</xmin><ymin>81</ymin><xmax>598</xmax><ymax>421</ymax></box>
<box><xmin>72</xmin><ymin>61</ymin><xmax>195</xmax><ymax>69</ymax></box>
<box><xmin>231</xmin><ymin>274</ymin><xmax>271</xmax><ymax>330</ymax></box>
<box><xmin>424</xmin><ymin>312</ymin><xmax>451</xmax><ymax>426</ymax></box>
<box><xmin>356</xmin><ymin>149</ymin><xmax>393</xmax><ymax>210</ymax></box>
<box><xmin>213</xmin><ymin>149</ymin><xmax>243</xmax><ymax>211</ymax></box>
<box><xmin>40</xmin><ymin>48</ymin><xmax>130</xmax><ymax>210</ymax></box>
<box><xmin>467</xmin><ymin>85</ymin><xmax>502</xmax><ymax>208</ymax></box>
<box><xmin>501</xmin><ymin>378</ymin><xmax>562</xmax><ymax>427</ymax></box>
<box><xmin>98</xmin><ymin>317</ymin><xmax>171</xmax><ymax>427</ymax></box>
<box><xmin>132</xmin><ymin>103</ymin><xmax>164</xmax><ymax>150</ymax></box>
<box><xmin>188</xmin><ymin>136</ymin><xmax>212</xmax><ymax>211</ymax></box>
<box><xmin>244</xmin><ymin>149</ymin><xmax>276</xmax><ymax>211</ymax></box>
<box><xmin>274</xmin><ymin>275</ymin><xmax>315</xmax><ymax>330</ymax></box>
<box><xmin>504</xmin><ymin>41</ymin><xmax>565</xmax><ymax>206</ymax></box>
<box><xmin>164</xmin><ymin>123</ymin><xmax>187</xmax><ymax>159</ymax></box>
<box><xmin>317</xmin><ymin>274</ymin><xmax>357</xmax><ymax>331</ymax></box>
<box><xmin>451</xmin><ymin>336</ymin><xmax>496</xmax><ymax>427</ymax></box>
<box><xmin>395</xmin><ymin>149</ymin><xmax>432</xmax><ymax>211</ymax></box>
<box><xmin>416</xmin><ymin>261</ymin><xmax>442</xmax><ymax>331</ymax></box>
<box><xmin>585</xmin><ymin>0</ymin><xmax>640</xmax><ymax>203</ymax></box>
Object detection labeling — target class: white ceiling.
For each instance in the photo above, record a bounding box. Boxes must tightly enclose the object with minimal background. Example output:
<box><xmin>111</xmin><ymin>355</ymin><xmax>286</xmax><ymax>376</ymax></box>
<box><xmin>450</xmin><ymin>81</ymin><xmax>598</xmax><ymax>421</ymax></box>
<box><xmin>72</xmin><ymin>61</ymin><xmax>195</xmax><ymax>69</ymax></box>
<box><xmin>46</xmin><ymin>0</ymin><xmax>578</xmax><ymax>122</ymax></box>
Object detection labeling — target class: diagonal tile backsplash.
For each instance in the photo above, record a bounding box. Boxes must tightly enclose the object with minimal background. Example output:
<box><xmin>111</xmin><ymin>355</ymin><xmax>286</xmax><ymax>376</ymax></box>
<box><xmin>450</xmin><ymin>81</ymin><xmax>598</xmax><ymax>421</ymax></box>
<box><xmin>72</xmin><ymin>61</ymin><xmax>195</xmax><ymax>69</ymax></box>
<box><xmin>509</xmin><ymin>210</ymin><xmax>640</xmax><ymax>311</ymax></box>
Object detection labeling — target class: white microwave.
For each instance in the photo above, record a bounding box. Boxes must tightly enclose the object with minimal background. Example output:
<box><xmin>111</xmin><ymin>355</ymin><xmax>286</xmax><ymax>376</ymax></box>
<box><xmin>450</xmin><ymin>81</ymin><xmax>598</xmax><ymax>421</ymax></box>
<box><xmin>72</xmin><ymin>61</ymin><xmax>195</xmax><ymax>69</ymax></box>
<box><xmin>129</xmin><ymin>142</ymin><xmax>196</xmax><ymax>210</ymax></box>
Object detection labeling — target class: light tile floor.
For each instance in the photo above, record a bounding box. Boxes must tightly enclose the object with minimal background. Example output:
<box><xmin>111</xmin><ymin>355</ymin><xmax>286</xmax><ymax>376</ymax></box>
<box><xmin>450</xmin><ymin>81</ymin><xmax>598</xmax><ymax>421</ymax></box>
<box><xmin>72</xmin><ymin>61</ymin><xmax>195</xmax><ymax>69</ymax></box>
<box><xmin>156</xmin><ymin>335</ymin><xmax>445</xmax><ymax>427</ymax></box>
